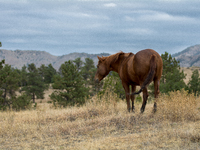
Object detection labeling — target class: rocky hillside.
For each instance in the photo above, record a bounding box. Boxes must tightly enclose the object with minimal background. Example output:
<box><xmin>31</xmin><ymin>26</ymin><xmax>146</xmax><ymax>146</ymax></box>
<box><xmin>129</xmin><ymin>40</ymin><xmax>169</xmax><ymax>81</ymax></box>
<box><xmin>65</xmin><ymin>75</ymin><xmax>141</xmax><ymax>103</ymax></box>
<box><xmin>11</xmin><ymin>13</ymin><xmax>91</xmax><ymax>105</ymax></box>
<box><xmin>172</xmin><ymin>44</ymin><xmax>200</xmax><ymax>67</ymax></box>
<box><xmin>0</xmin><ymin>49</ymin><xmax>110</xmax><ymax>70</ymax></box>
<box><xmin>1</xmin><ymin>45</ymin><xmax>200</xmax><ymax>70</ymax></box>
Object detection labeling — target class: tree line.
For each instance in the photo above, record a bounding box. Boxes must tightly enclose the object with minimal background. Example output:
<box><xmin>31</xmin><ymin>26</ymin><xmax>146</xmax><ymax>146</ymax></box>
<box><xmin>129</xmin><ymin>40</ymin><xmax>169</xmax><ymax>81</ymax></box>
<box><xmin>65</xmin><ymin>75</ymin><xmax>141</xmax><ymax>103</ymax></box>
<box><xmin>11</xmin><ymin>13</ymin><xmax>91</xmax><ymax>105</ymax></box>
<box><xmin>0</xmin><ymin>55</ymin><xmax>103</xmax><ymax>110</ymax></box>
<box><xmin>0</xmin><ymin>42</ymin><xmax>200</xmax><ymax>110</ymax></box>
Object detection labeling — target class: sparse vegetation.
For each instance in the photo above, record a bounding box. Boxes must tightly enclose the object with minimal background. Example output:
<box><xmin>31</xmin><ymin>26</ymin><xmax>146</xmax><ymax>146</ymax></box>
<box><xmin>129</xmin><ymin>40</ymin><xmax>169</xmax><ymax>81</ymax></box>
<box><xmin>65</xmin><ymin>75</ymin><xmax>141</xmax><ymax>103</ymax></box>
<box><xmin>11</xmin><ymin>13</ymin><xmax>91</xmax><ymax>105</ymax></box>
<box><xmin>0</xmin><ymin>89</ymin><xmax>199</xmax><ymax>149</ymax></box>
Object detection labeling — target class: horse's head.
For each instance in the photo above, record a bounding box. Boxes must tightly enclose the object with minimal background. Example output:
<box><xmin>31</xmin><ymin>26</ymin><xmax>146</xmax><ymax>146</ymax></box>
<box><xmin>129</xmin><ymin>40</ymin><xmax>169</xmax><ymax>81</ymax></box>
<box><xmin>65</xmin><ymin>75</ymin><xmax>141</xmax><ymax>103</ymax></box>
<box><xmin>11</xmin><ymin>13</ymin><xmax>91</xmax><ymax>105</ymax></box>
<box><xmin>94</xmin><ymin>56</ymin><xmax>110</xmax><ymax>83</ymax></box>
<box><xmin>94</xmin><ymin>52</ymin><xmax>134</xmax><ymax>83</ymax></box>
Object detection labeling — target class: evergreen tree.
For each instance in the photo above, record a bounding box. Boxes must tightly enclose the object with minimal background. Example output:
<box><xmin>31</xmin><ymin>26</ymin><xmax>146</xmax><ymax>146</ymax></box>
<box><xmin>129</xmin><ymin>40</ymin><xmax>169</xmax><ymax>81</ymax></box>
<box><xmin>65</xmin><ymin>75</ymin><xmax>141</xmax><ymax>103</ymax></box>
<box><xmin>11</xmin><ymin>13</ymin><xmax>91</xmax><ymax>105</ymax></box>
<box><xmin>73</xmin><ymin>57</ymin><xmax>83</xmax><ymax>72</ymax></box>
<box><xmin>160</xmin><ymin>68</ymin><xmax>186</xmax><ymax>93</ymax></box>
<box><xmin>0</xmin><ymin>59</ymin><xmax>4</xmax><ymax>70</ymax></box>
<box><xmin>38</xmin><ymin>64</ymin><xmax>57</xmax><ymax>83</ymax></box>
<box><xmin>45</xmin><ymin>64</ymin><xmax>57</xmax><ymax>83</ymax></box>
<box><xmin>38</xmin><ymin>64</ymin><xmax>46</xmax><ymax>82</ymax></box>
<box><xmin>0</xmin><ymin>65</ymin><xmax>20</xmax><ymax>109</ymax></box>
<box><xmin>22</xmin><ymin>63</ymin><xmax>47</xmax><ymax>103</ymax></box>
<box><xmin>159</xmin><ymin>52</ymin><xmax>186</xmax><ymax>93</ymax></box>
<box><xmin>88</xmin><ymin>68</ymin><xmax>103</xmax><ymax>96</ymax></box>
<box><xmin>0</xmin><ymin>42</ymin><xmax>2</xmax><ymax>47</ymax></box>
<box><xmin>19</xmin><ymin>65</ymin><xmax>28</xmax><ymax>87</ymax></box>
<box><xmin>0</xmin><ymin>59</ymin><xmax>5</xmax><ymax>110</ymax></box>
<box><xmin>81</xmin><ymin>58</ymin><xmax>95</xmax><ymax>81</ymax></box>
<box><xmin>11</xmin><ymin>93</ymin><xmax>32</xmax><ymax>111</ymax></box>
<box><xmin>186</xmin><ymin>69</ymin><xmax>200</xmax><ymax>96</ymax></box>
<box><xmin>50</xmin><ymin>60</ymin><xmax>89</xmax><ymax>107</ymax></box>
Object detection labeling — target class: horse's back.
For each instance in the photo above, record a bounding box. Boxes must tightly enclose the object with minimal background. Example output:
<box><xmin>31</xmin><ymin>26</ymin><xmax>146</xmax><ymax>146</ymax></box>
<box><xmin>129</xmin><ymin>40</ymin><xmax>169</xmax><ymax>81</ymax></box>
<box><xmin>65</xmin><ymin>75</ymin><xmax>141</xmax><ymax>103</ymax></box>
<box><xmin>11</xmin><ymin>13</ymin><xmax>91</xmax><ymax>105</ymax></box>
<box><xmin>133</xmin><ymin>49</ymin><xmax>163</xmax><ymax>81</ymax></box>
<box><xmin>135</xmin><ymin>49</ymin><xmax>161</xmax><ymax>62</ymax></box>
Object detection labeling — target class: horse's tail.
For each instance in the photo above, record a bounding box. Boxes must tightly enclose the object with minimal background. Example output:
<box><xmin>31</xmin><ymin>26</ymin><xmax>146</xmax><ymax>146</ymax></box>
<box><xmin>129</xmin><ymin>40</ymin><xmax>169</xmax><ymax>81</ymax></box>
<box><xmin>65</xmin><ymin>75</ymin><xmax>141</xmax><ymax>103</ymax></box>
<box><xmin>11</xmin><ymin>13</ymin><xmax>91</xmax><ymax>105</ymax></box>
<box><xmin>132</xmin><ymin>54</ymin><xmax>156</xmax><ymax>95</ymax></box>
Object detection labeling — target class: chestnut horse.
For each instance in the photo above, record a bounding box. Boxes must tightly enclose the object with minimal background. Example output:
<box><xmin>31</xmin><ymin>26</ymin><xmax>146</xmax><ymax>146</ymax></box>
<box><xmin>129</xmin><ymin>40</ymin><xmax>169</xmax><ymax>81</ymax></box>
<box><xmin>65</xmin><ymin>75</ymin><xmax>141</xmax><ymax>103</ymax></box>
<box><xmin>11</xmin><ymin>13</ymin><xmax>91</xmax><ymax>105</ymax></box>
<box><xmin>94</xmin><ymin>49</ymin><xmax>163</xmax><ymax>113</ymax></box>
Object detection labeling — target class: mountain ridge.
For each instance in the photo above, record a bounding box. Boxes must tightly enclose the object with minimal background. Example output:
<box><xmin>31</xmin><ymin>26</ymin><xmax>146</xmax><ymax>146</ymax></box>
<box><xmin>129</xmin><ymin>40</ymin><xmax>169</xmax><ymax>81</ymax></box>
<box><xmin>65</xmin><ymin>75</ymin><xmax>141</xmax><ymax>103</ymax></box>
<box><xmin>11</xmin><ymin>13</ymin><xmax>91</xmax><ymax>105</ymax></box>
<box><xmin>1</xmin><ymin>45</ymin><xmax>200</xmax><ymax>69</ymax></box>
<box><xmin>0</xmin><ymin>49</ymin><xmax>110</xmax><ymax>70</ymax></box>
<box><xmin>172</xmin><ymin>44</ymin><xmax>200</xmax><ymax>67</ymax></box>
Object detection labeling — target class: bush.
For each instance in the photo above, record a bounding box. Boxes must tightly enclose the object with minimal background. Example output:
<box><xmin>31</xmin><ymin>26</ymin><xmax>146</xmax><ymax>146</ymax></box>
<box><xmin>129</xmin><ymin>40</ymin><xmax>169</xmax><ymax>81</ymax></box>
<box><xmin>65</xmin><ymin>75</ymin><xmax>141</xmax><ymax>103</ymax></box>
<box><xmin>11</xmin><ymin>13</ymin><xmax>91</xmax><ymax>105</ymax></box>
<box><xmin>51</xmin><ymin>91</ymin><xmax>81</xmax><ymax>107</ymax></box>
<box><xmin>99</xmin><ymin>72</ymin><xmax>125</xmax><ymax>99</ymax></box>
<box><xmin>11</xmin><ymin>94</ymin><xmax>32</xmax><ymax>111</ymax></box>
<box><xmin>0</xmin><ymin>92</ymin><xmax>8</xmax><ymax>111</ymax></box>
<box><xmin>156</xmin><ymin>90</ymin><xmax>199</xmax><ymax>122</ymax></box>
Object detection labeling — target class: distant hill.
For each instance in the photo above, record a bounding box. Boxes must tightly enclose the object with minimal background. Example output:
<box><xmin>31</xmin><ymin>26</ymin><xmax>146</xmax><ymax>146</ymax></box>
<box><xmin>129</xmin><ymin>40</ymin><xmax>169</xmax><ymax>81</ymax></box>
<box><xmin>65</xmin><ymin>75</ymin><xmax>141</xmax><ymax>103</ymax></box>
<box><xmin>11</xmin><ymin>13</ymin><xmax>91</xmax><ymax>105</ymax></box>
<box><xmin>1</xmin><ymin>45</ymin><xmax>200</xmax><ymax>70</ymax></box>
<box><xmin>0</xmin><ymin>49</ymin><xmax>110</xmax><ymax>70</ymax></box>
<box><xmin>172</xmin><ymin>44</ymin><xmax>200</xmax><ymax>67</ymax></box>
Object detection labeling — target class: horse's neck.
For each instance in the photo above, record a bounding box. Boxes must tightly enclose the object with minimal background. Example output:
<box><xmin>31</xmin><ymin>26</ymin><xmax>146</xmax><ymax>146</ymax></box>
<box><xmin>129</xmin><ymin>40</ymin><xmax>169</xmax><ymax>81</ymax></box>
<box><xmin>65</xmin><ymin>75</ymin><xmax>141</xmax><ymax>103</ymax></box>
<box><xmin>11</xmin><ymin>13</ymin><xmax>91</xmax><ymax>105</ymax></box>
<box><xmin>110</xmin><ymin>59</ymin><xmax>123</xmax><ymax>73</ymax></box>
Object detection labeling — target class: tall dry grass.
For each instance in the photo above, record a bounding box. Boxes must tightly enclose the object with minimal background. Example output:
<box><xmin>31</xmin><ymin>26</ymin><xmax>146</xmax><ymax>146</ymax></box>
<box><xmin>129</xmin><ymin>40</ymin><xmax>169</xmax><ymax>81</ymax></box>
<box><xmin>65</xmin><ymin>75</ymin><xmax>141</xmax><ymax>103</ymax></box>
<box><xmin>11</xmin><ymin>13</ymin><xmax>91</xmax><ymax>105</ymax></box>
<box><xmin>0</xmin><ymin>89</ymin><xmax>200</xmax><ymax>150</ymax></box>
<box><xmin>156</xmin><ymin>90</ymin><xmax>199</xmax><ymax>122</ymax></box>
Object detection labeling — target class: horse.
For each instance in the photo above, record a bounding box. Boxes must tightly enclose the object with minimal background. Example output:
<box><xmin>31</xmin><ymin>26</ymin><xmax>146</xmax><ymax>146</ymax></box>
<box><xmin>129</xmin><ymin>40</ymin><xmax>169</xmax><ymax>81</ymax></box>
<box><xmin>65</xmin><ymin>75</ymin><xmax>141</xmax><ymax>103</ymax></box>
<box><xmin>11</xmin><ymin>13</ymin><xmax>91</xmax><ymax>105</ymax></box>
<box><xmin>94</xmin><ymin>49</ymin><xmax>163</xmax><ymax>113</ymax></box>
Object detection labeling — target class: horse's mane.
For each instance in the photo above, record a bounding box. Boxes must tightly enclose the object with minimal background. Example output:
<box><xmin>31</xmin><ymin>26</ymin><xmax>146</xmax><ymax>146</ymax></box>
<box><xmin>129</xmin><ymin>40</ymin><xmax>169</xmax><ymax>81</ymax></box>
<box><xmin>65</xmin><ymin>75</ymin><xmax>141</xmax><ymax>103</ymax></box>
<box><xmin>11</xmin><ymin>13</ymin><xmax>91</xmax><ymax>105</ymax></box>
<box><xmin>106</xmin><ymin>51</ymin><xmax>124</xmax><ymax>66</ymax></box>
<box><xmin>99</xmin><ymin>51</ymin><xmax>134</xmax><ymax>66</ymax></box>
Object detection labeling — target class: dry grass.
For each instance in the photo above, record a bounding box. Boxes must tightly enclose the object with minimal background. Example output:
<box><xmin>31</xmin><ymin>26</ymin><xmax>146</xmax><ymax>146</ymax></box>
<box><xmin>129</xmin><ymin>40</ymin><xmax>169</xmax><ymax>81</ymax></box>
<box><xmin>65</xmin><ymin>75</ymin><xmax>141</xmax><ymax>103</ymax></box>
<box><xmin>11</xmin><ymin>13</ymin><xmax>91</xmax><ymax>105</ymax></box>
<box><xmin>181</xmin><ymin>66</ymin><xmax>200</xmax><ymax>84</ymax></box>
<box><xmin>0</xmin><ymin>90</ymin><xmax>200</xmax><ymax>150</ymax></box>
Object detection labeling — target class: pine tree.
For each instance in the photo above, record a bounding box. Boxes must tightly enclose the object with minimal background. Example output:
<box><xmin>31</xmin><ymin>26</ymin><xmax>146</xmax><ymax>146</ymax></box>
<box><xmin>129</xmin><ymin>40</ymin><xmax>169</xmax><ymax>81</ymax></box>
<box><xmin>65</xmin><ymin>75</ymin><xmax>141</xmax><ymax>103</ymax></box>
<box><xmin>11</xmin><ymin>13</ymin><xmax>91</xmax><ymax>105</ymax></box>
<box><xmin>159</xmin><ymin>52</ymin><xmax>186</xmax><ymax>93</ymax></box>
<box><xmin>50</xmin><ymin>60</ymin><xmax>89</xmax><ymax>107</ymax></box>
<box><xmin>38</xmin><ymin>64</ymin><xmax>57</xmax><ymax>84</ymax></box>
<box><xmin>22</xmin><ymin>63</ymin><xmax>47</xmax><ymax>103</ymax></box>
<box><xmin>88</xmin><ymin>68</ymin><xmax>103</xmax><ymax>96</ymax></box>
<box><xmin>81</xmin><ymin>58</ymin><xmax>95</xmax><ymax>81</ymax></box>
<box><xmin>45</xmin><ymin>64</ymin><xmax>57</xmax><ymax>83</ymax></box>
<box><xmin>0</xmin><ymin>42</ymin><xmax>2</xmax><ymax>47</ymax></box>
<box><xmin>0</xmin><ymin>65</ymin><xmax>20</xmax><ymax>109</ymax></box>
<box><xmin>20</xmin><ymin>65</ymin><xmax>28</xmax><ymax>87</ymax></box>
<box><xmin>73</xmin><ymin>57</ymin><xmax>83</xmax><ymax>72</ymax></box>
<box><xmin>186</xmin><ymin>69</ymin><xmax>200</xmax><ymax>96</ymax></box>
<box><xmin>38</xmin><ymin>64</ymin><xmax>46</xmax><ymax>82</ymax></box>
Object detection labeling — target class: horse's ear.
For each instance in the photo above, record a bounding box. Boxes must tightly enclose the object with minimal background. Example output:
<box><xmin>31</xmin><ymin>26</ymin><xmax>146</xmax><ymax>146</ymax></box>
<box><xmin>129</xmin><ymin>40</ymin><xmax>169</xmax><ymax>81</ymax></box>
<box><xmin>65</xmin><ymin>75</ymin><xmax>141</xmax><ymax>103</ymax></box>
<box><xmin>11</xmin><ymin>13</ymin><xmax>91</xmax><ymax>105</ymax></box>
<box><xmin>97</xmin><ymin>56</ymin><xmax>106</xmax><ymax>62</ymax></box>
<box><xmin>127</xmin><ymin>52</ymin><xmax>134</xmax><ymax>57</ymax></box>
<box><xmin>97</xmin><ymin>56</ymin><xmax>103</xmax><ymax>61</ymax></box>
<box><xmin>113</xmin><ymin>52</ymin><xmax>124</xmax><ymax>63</ymax></box>
<box><xmin>97</xmin><ymin>56</ymin><xmax>101</xmax><ymax>61</ymax></box>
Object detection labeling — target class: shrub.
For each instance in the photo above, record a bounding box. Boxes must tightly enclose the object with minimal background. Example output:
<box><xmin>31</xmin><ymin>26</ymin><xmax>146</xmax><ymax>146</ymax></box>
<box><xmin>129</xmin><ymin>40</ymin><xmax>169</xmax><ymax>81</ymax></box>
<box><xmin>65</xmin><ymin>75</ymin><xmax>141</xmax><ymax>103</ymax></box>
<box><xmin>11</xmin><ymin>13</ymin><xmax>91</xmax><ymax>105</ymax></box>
<box><xmin>11</xmin><ymin>94</ymin><xmax>32</xmax><ymax>111</ymax></box>
<box><xmin>156</xmin><ymin>90</ymin><xmax>199</xmax><ymax>122</ymax></box>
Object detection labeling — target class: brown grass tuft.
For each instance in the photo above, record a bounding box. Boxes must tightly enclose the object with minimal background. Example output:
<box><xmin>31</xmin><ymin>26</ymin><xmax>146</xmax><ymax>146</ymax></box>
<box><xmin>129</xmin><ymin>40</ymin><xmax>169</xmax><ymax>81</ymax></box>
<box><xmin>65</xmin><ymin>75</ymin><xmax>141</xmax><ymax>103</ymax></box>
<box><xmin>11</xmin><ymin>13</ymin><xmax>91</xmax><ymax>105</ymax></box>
<box><xmin>156</xmin><ymin>90</ymin><xmax>200</xmax><ymax>122</ymax></box>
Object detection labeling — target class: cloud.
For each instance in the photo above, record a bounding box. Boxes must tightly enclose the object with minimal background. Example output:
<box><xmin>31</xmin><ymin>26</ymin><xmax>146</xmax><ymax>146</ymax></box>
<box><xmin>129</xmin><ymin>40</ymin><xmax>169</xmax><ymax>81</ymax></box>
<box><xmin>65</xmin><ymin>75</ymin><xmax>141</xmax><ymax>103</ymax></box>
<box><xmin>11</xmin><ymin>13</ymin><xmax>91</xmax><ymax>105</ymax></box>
<box><xmin>104</xmin><ymin>3</ymin><xmax>116</xmax><ymax>7</ymax></box>
<box><xmin>0</xmin><ymin>0</ymin><xmax>200</xmax><ymax>55</ymax></box>
<box><xmin>124</xmin><ymin>10</ymin><xmax>196</xmax><ymax>23</ymax></box>
<box><xmin>122</xmin><ymin>28</ymin><xmax>154</xmax><ymax>35</ymax></box>
<box><xmin>138</xmin><ymin>11</ymin><xmax>196</xmax><ymax>22</ymax></box>
<box><xmin>9</xmin><ymin>39</ymin><xmax>26</xmax><ymax>44</ymax></box>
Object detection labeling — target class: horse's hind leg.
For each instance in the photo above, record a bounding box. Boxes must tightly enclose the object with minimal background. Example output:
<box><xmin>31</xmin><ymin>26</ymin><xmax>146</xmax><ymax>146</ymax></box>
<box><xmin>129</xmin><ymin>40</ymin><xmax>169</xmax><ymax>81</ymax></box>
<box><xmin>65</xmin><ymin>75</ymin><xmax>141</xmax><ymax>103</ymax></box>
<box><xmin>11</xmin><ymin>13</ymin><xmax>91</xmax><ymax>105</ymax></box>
<box><xmin>141</xmin><ymin>87</ymin><xmax>149</xmax><ymax>113</ymax></box>
<box><xmin>153</xmin><ymin>79</ymin><xmax>160</xmax><ymax>113</ymax></box>
<box><xmin>131</xmin><ymin>85</ymin><xmax>136</xmax><ymax>112</ymax></box>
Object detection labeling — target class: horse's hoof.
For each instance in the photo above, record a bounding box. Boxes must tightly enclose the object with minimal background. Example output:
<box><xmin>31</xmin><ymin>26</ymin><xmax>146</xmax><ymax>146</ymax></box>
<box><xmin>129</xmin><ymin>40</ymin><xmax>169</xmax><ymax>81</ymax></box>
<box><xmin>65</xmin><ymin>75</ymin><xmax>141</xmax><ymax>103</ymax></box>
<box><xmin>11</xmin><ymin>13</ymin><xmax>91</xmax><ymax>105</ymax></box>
<box><xmin>152</xmin><ymin>108</ymin><xmax>157</xmax><ymax>113</ymax></box>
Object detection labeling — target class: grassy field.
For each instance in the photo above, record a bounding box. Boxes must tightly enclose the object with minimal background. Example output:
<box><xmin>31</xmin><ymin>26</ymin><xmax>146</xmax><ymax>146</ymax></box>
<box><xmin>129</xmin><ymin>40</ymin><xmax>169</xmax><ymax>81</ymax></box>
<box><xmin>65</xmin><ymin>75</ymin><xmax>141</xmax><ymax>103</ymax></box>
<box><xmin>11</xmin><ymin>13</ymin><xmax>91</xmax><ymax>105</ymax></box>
<box><xmin>0</xmin><ymin>89</ymin><xmax>200</xmax><ymax>150</ymax></box>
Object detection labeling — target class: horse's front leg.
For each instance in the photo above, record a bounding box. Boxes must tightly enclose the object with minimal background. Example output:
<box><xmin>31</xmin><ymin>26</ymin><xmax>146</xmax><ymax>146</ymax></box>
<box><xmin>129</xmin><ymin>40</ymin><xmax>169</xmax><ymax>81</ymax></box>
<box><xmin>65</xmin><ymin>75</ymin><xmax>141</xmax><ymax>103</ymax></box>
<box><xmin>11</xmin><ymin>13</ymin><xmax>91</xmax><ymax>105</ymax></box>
<box><xmin>122</xmin><ymin>83</ymin><xmax>131</xmax><ymax>112</ymax></box>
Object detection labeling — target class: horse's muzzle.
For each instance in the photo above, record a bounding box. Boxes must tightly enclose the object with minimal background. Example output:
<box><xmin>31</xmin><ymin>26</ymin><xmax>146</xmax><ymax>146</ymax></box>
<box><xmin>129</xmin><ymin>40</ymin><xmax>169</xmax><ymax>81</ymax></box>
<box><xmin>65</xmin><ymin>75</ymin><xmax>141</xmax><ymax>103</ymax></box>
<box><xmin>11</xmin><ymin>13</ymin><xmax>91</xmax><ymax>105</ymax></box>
<box><xmin>95</xmin><ymin>79</ymin><xmax>99</xmax><ymax>83</ymax></box>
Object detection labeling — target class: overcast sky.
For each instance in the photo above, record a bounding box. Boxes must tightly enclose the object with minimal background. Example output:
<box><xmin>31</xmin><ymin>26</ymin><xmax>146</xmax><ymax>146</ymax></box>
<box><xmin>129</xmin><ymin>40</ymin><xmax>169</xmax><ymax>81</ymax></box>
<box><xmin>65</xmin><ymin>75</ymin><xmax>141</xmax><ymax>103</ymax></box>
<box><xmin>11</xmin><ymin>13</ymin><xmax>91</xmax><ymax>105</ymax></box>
<box><xmin>0</xmin><ymin>0</ymin><xmax>200</xmax><ymax>56</ymax></box>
